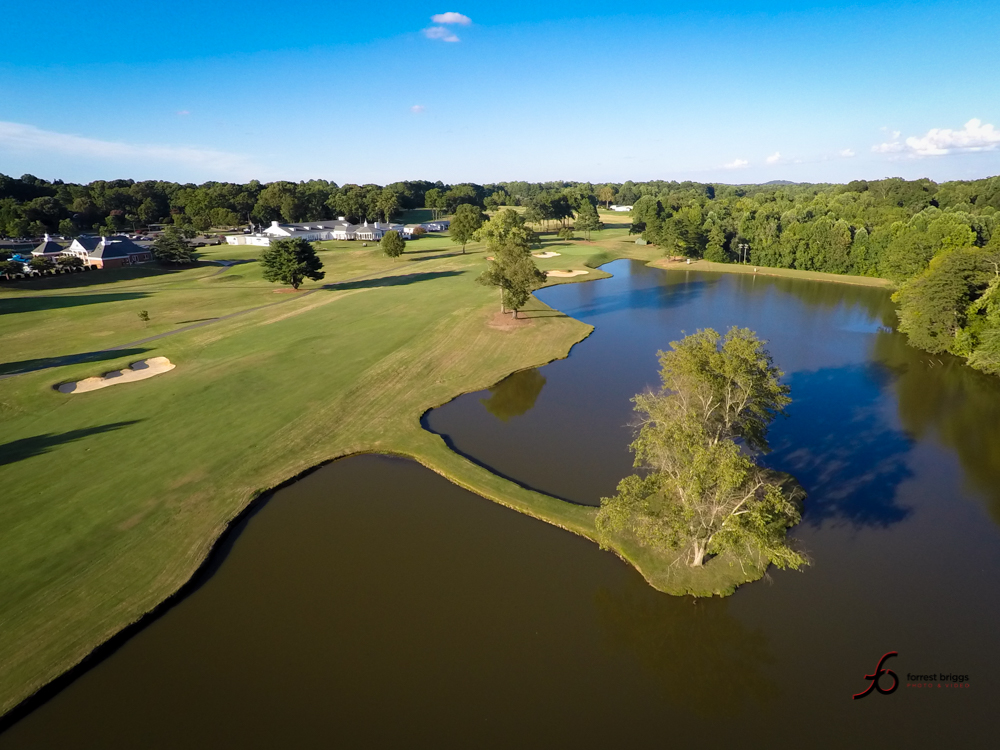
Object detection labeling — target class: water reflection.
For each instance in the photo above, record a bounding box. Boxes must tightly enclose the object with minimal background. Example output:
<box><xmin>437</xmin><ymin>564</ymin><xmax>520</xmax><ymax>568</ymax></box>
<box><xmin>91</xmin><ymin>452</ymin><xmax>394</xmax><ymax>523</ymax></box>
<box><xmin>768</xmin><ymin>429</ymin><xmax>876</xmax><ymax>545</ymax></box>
<box><xmin>595</xmin><ymin>581</ymin><xmax>779</xmax><ymax>717</ymax></box>
<box><xmin>766</xmin><ymin>363</ymin><xmax>913</xmax><ymax>528</ymax></box>
<box><xmin>480</xmin><ymin>368</ymin><xmax>546</xmax><ymax>422</ymax></box>
<box><xmin>873</xmin><ymin>332</ymin><xmax>1000</xmax><ymax>523</ymax></box>
<box><xmin>566</xmin><ymin>277</ymin><xmax>715</xmax><ymax>318</ymax></box>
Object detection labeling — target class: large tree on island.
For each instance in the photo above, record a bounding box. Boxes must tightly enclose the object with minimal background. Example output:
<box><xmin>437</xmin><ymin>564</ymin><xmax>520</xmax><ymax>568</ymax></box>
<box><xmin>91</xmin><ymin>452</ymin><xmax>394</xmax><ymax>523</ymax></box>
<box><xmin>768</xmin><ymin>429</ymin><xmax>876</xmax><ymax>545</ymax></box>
<box><xmin>597</xmin><ymin>327</ymin><xmax>805</xmax><ymax>570</ymax></box>
<box><xmin>260</xmin><ymin>237</ymin><xmax>325</xmax><ymax>289</ymax></box>
<box><xmin>475</xmin><ymin>209</ymin><xmax>545</xmax><ymax>318</ymax></box>
<box><xmin>450</xmin><ymin>203</ymin><xmax>487</xmax><ymax>254</ymax></box>
<box><xmin>152</xmin><ymin>226</ymin><xmax>197</xmax><ymax>264</ymax></box>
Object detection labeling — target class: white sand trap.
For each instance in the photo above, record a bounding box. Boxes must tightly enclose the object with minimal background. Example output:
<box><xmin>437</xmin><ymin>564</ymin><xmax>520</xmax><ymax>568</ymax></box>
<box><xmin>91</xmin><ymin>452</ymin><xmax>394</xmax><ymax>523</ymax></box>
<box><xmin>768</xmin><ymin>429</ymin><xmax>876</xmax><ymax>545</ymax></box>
<box><xmin>58</xmin><ymin>357</ymin><xmax>175</xmax><ymax>394</ymax></box>
<box><xmin>532</xmin><ymin>251</ymin><xmax>561</xmax><ymax>258</ymax></box>
<box><xmin>546</xmin><ymin>269</ymin><xmax>589</xmax><ymax>277</ymax></box>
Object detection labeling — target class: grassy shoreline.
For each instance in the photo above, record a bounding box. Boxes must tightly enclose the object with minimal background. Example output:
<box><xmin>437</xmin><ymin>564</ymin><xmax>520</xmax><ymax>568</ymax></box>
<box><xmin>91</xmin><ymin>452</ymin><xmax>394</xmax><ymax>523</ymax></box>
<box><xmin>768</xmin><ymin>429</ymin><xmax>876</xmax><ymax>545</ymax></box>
<box><xmin>0</xmin><ymin>229</ymin><xmax>861</xmax><ymax>718</ymax></box>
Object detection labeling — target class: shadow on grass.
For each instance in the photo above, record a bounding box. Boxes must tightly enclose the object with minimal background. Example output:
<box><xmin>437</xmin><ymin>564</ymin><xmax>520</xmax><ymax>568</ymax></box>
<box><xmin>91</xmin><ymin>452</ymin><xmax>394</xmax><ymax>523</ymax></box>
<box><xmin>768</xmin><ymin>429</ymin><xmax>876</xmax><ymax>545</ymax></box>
<box><xmin>404</xmin><ymin>252</ymin><xmax>464</xmax><ymax>263</ymax></box>
<box><xmin>0</xmin><ymin>264</ymin><xmax>192</xmax><ymax>292</ymax></box>
<box><xmin>0</xmin><ymin>348</ymin><xmax>149</xmax><ymax>378</ymax></box>
<box><xmin>0</xmin><ymin>292</ymin><xmax>151</xmax><ymax>315</ymax></box>
<box><xmin>0</xmin><ymin>421</ymin><xmax>143</xmax><ymax>467</ymax></box>
<box><xmin>324</xmin><ymin>270</ymin><xmax>464</xmax><ymax>290</ymax></box>
<box><xmin>518</xmin><ymin>310</ymin><xmax>569</xmax><ymax>319</ymax></box>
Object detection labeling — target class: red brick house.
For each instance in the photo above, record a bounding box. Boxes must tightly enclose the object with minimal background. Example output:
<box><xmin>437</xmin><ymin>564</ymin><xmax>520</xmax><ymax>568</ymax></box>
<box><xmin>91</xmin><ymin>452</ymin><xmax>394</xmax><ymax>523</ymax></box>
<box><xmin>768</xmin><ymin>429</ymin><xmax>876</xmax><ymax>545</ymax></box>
<box><xmin>66</xmin><ymin>236</ymin><xmax>154</xmax><ymax>269</ymax></box>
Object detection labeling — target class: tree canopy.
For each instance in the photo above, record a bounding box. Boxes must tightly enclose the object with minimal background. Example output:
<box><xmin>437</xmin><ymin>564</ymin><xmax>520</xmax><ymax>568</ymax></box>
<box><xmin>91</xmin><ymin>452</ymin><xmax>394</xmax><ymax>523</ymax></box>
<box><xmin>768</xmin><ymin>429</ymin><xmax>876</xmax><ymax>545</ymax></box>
<box><xmin>598</xmin><ymin>328</ymin><xmax>804</xmax><ymax>570</ymax></box>
<box><xmin>575</xmin><ymin>201</ymin><xmax>601</xmax><ymax>240</ymax></box>
<box><xmin>380</xmin><ymin>230</ymin><xmax>406</xmax><ymax>259</ymax></box>
<box><xmin>152</xmin><ymin>226</ymin><xmax>196</xmax><ymax>264</ymax></box>
<box><xmin>450</xmin><ymin>204</ymin><xmax>487</xmax><ymax>254</ymax></box>
<box><xmin>475</xmin><ymin>209</ymin><xmax>545</xmax><ymax>318</ymax></box>
<box><xmin>259</xmin><ymin>237</ymin><xmax>325</xmax><ymax>289</ymax></box>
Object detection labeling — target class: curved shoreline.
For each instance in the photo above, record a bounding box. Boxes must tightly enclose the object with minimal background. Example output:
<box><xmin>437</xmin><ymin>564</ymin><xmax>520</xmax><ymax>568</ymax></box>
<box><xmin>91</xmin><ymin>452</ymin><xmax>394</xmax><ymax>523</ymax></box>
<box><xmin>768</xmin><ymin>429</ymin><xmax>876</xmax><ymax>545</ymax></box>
<box><xmin>0</xmin><ymin>255</ymin><xmax>798</xmax><ymax>725</ymax></box>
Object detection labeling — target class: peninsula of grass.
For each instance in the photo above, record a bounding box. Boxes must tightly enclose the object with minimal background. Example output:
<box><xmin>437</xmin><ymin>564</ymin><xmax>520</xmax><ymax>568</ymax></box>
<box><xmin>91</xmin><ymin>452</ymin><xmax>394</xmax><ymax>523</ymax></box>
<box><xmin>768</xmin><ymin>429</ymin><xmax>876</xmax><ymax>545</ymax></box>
<box><xmin>1</xmin><ymin>228</ymin><xmax>833</xmax><ymax>718</ymax></box>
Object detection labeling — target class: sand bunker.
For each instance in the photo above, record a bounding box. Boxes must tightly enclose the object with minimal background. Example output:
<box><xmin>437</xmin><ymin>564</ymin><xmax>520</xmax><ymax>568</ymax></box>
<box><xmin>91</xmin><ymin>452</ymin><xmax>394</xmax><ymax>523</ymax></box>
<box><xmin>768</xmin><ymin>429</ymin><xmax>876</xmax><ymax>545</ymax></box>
<box><xmin>57</xmin><ymin>357</ymin><xmax>175</xmax><ymax>394</ymax></box>
<box><xmin>532</xmin><ymin>251</ymin><xmax>561</xmax><ymax>258</ymax></box>
<box><xmin>546</xmin><ymin>269</ymin><xmax>589</xmax><ymax>277</ymax></box>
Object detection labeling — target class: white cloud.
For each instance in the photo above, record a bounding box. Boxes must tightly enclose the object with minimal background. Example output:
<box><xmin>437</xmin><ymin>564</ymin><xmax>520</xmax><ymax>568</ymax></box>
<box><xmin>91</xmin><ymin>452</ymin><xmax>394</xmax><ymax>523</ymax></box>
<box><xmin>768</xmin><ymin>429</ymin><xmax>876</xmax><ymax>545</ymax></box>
<box><xmin>872</xmin><ymin>140</ymin><xmax>905</xmax><ymax>154</ymax></box>
<box><xmin>0</xmin><ymin>120</ymin><xmax>256</xmax><ymax>178</ymax></box>
<box><xmin>905</xmin><ymin>118</ymin><xmax>1000</xmax><ymax>155</ymax></box>
<box><xmin>177</xmin><ymin>110</ymin><xmax>190</xmax><ymax>116</ymax></box>
<box><xmin>840</xmin><ymin>148</ymin><xmax>856</xmax><ymax>158</ymax></box>
<box><xmin>423</xmin><ymin>26</ymin><xmax>460</xmax><ymax>42</ymax></box>
<box><xmin>872</xmin><ymin>119</ymin><xmax>1000</xmax><ymax>158</ymax></box>
<box><xmin>411</xmin><ymin>105</ymin><xmax>426</xmax><ymax>114</ymax></box>
<box><xmin>766</xmin><ymin>151</ymin><xmax>781</xmax><ymax>164</ymax></box>
<box><xmin>431</xmin><ymin>12</ymin><xmax>471</xmax><ymax>25</ymax></box>
<box><xmin>723</xmin><ymin>159</ymin><xmax>749</xmax><ymax>169</ymax></box>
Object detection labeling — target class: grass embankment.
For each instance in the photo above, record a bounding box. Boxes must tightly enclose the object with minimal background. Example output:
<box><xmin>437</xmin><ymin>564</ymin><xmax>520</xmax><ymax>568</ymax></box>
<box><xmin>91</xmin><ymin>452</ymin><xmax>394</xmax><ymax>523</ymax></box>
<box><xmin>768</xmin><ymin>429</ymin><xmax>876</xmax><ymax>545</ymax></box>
<box><xmin>0</xmin><ymin>226</ymin><xmax>780</xmax><ymax>717</ymax></box>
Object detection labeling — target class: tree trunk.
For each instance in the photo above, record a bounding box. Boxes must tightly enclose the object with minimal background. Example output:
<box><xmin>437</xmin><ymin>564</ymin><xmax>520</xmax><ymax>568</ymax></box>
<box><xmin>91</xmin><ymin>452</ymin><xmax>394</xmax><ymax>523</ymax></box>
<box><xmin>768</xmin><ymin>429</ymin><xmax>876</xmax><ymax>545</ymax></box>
<box><xmin>513</xmin><ymin>308</ymin><xmax>518</xmax><ymax>319</ymax></box>
<box><xmin>691</xmin><ymin>544</ymin><xmax>706</xmax><ymax>567</ymax></box>
<box><xmin>499</xmin><ymin>287</ymin><xmax>505</xmax><ymax>314</ymax></box>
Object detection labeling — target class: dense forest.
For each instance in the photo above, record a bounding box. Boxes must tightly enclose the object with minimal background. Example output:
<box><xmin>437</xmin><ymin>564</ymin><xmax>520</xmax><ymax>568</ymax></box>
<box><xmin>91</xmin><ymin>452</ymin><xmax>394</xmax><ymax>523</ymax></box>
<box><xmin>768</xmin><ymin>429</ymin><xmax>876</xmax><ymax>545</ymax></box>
<box><xmin>2</xmin><ymin>172</ymin><xmax>998</xmax><ymax>375</ymax></box>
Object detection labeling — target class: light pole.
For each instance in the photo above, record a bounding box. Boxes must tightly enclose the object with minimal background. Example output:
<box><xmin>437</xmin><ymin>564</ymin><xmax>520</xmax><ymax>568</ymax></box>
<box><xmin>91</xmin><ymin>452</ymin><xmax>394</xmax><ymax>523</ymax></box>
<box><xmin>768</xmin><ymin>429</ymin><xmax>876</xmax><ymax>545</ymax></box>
<box><xmin>737</xmin><ymin>242</ymin><xmax>749</xmax><ymax>264</ymax></box>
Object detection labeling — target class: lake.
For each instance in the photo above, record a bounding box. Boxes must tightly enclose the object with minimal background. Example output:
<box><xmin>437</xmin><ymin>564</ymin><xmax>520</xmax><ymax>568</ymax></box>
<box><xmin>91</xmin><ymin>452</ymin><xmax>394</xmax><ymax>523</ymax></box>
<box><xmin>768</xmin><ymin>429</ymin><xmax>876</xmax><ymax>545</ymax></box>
<box><xmin>2</xmin><ymin>260</ymin><xmax>999</xmax><ymax>747</ymax></box>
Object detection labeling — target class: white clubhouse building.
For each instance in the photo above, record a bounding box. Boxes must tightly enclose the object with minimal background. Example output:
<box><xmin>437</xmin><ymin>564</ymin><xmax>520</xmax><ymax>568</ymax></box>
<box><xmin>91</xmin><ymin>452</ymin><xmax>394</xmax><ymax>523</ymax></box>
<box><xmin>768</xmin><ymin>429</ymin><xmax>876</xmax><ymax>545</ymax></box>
<box><xmin>226</xmin><ymin>218</ymin><xmax>450</xmax><ymax>246</ymax></box>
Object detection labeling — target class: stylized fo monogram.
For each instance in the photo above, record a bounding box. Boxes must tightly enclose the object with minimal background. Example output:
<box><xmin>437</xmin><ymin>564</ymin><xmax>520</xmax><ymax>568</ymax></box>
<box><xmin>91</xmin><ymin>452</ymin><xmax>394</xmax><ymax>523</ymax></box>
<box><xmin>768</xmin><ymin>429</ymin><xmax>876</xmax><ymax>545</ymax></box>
<box><xmin>853</xmin><ymin>651</ymin><xmax>899</xmax><ymax>699</ymax></box>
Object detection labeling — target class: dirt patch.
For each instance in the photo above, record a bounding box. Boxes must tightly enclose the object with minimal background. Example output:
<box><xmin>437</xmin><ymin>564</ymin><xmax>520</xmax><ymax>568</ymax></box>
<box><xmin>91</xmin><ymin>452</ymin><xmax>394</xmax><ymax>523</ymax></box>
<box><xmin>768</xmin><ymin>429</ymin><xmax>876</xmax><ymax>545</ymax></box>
<box><xmin>57</xmin><ymin>357</ymin><xmax>175</xmax><ymax>394</ymax></box>
<box><xmin>487</xmin><ymin>311</ymin><xmax>533</xmax><ymax>330</ymax></box>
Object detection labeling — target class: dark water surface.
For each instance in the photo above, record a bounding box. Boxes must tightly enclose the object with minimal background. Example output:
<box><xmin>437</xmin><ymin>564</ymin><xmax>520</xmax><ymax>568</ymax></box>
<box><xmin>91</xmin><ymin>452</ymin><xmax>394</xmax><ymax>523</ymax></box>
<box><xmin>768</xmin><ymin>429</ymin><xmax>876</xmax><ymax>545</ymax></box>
<box><xmin>4</xmin><ymin>260</ymin><xmax>1000</xmax><ymax>747</ymax></box>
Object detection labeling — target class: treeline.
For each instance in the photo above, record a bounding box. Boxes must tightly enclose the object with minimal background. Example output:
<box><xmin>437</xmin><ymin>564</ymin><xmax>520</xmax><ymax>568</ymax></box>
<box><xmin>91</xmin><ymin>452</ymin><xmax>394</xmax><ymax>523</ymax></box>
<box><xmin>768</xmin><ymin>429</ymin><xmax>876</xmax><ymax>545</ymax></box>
<box><xmin>617</xmin><ymin>176</ymin><xmax>1000</xmax><ymax>377</ymax></box>
<box><xmin>0</xmin><ymin>175</ymin><xmax>505</xmax><ymax>238</ymax></box>
<box><xmin>3</xmin><ymin>171</ymin><xmax>999</xmax><ymax>375</ymax></box>
<box><xmin>0</xmin><ymin>173</ymin><xmax>616</xmax><ymax>238</ymax></box>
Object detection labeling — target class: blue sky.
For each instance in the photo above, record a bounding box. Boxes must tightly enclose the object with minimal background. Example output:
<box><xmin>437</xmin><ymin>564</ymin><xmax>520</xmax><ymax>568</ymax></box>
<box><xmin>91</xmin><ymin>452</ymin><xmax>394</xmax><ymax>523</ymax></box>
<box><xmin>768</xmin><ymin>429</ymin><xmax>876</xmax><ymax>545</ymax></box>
<box><xmin>2</xmin><ymin>1</ymin><xmax>999</xmax><ymax>185</ymax></box>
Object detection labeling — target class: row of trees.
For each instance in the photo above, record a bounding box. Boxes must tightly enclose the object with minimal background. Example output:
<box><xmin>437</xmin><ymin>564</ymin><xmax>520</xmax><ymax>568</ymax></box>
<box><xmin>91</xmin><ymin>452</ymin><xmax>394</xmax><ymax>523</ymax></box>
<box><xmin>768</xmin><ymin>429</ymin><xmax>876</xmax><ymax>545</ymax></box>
<box><xmin>616</xmin><ymin>176</ymin><xmax>1000</xmax><ymax>377</ymax></box>
<box><xmin>0</xmin><ymin>175</ymin><xmax>489</xmax><ymax>238</ymax></box>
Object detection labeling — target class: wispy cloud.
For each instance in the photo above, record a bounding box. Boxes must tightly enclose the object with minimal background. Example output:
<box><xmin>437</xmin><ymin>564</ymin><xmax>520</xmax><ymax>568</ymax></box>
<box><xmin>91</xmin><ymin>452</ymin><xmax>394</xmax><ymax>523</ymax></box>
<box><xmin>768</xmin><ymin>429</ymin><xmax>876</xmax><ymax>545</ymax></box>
<box><xmin>423</xmin><ymin>26</ymin><xmax>460</xmax><ymax>42</ymax></box>
<box><xmin>766</xmin><ymin>151</ymin><xmax>781</xmax><ymax>164</ymax></box>
<box><xmin>873</xmin><ymin>119</ymin><xmax>1000</xmax><ymax>157</ymax></box>
<box><xmin>723</xmin><ymin>158</ymin><xmax>749</xmax><ymax>169</ymax></box>
<box><xmin>840</xmin><ymin>148</ymin><xmax>856</xmax><ymax>158</ymax></box>
<box><xmin>411</xmin><ymin>104</ymin><xmax>426</xmax><ymax>114</ymax></box>
<box><xmin>872</xmin><ymin>140</ymin><xmax>905</xmax><ymax>154</ymax></box>
<box><xmin>0</xmin><ymin>121</ymin><xmax>256</xmax><ymax>178</ymax></box>
<box><xmin>431</xmin><ymin>12</ymin><xmax>471</xmax><ymax>25</ymax></box>
<box><xmin>177</xmin><ymin>110</ymin><xmax>190</xmax><ymax>116</ymax></box>
<box><xmin>424</xmin><ymin>11</ymin><xmax>471</xmax><ymax>42</ymax></box>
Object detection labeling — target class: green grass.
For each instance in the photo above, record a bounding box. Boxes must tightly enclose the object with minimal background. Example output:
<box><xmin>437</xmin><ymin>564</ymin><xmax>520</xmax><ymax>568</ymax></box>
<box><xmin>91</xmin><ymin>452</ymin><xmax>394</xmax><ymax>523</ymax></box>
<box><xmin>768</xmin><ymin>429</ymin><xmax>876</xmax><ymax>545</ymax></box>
<box><xmin>0</xmin><ymin>232</ymin><xmax>769</xmax><ymax>717</ymax></box>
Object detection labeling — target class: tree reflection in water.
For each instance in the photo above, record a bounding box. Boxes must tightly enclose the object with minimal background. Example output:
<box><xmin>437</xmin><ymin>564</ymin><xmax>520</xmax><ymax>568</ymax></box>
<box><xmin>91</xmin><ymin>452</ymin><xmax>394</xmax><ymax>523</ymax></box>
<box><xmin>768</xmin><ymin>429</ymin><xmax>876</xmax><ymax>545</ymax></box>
<box><xmin>873</xmin><ymin>330</ymin><xmax>1000</xmax><ymax>524</ymax></box>
<box><xmin>480</xmin><ymin>368</ymin><xmax>547</xmax><ymax>422</ymax></box>
<box><xmin>766</xmin><ymin>363</ymin><xmax>914</xmax><ymax>528</ymax></box>
<box><xmin>594</xmin><ymin>580</ymin><xmax>779</xmax><ymax>717</ymax></box>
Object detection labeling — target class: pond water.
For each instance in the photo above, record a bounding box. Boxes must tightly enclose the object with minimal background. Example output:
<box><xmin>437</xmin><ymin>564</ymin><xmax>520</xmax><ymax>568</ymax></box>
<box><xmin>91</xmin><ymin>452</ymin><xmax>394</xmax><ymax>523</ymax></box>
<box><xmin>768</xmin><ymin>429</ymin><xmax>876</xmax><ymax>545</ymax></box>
<box><xmin>3</xmin><ymin>260</ymin><xmax>1000</xmax><ymax>747</ymax></box>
